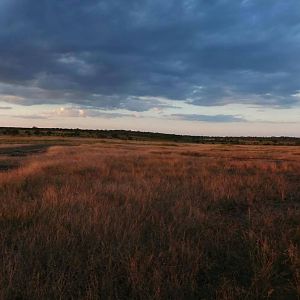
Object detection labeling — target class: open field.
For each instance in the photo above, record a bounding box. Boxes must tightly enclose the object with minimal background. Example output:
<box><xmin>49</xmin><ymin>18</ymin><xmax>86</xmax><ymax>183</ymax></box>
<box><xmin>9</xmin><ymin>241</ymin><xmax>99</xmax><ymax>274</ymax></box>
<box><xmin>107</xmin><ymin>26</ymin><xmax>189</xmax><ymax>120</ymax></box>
<box><xmin>0</xmin><ymin>137</ymin><xmax>299</xmax><ymax>299</ymax></box>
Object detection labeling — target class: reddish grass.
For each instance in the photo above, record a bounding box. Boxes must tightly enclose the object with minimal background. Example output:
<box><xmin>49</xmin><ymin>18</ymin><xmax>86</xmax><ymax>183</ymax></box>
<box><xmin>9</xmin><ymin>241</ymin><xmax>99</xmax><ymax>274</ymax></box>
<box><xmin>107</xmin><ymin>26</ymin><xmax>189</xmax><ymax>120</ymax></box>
<box><xmin>0</xmin><ymin>141</ymin><xmax>299</xmax><ymax>299</ymax></box>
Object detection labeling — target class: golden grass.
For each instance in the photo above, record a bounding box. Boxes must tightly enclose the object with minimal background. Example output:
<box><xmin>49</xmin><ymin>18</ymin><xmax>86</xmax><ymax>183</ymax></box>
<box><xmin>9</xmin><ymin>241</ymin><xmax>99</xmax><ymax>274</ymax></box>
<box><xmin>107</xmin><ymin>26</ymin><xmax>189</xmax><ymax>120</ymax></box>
<box><xmin>0</xmin><ymin>140</ymin><xmax>299</xmax><ymax>299</ymax></box>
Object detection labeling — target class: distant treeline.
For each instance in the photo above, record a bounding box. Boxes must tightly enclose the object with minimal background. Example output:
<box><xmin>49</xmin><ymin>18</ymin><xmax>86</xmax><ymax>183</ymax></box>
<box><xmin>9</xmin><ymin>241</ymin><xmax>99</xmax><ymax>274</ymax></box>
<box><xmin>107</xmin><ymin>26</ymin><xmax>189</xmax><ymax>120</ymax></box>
<box><xmin>1</xmin><ymin>127</ymin><xmax>299</xmax><ymax>145</ymax></box>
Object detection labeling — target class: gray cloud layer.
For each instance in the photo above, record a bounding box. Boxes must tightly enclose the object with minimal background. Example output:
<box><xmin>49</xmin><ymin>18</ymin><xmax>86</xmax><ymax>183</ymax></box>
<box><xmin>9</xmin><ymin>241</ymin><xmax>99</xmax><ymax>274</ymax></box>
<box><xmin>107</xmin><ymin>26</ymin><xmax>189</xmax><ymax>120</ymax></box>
<box><xmin>171</xmin><ymin>114</ymin><xmax>246</xmax><ymax>123</ymax></box>
<box><xmin>0</xmin><ymin>0</ymin><xmax>300</xmax><ymax>110</ymax></box>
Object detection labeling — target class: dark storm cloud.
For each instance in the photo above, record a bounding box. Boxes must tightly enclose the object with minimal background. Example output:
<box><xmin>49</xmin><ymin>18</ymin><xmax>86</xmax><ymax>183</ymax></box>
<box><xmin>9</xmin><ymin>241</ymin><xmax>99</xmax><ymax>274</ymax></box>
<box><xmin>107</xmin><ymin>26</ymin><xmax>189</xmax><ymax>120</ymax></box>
<box><xmin>0</xmin><ymin>0</ymin><xmax>300</xmax><ymax>110</ymax></box>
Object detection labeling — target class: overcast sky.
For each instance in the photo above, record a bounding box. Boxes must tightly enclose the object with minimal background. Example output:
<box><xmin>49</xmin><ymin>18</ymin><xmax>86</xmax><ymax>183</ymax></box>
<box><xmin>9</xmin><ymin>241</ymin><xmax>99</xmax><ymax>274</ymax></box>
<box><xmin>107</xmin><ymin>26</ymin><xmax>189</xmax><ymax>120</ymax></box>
<box><xmin>0</xmin><ymin>0</ymin><xmax>299</xmax><ymax>136</ymax></box>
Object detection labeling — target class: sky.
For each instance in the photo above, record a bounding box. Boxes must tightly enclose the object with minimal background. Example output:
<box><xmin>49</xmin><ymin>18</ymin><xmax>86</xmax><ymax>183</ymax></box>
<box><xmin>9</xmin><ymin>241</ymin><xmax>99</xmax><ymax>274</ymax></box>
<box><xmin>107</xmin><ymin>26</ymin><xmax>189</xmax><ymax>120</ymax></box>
<box><xmin>0</xmin><ymin>0</ymin><xmax>299</xmax><ymax>136</ymax></box>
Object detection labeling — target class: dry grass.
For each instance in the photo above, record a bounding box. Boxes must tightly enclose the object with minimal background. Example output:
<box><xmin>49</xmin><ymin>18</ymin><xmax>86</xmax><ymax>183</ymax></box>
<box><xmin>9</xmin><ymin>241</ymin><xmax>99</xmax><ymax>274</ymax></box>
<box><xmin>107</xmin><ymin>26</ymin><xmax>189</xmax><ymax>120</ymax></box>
<box><xmin>0</xmin><ymin>139</ymin><xmax>299</xmax><ymax>299</ymax></box>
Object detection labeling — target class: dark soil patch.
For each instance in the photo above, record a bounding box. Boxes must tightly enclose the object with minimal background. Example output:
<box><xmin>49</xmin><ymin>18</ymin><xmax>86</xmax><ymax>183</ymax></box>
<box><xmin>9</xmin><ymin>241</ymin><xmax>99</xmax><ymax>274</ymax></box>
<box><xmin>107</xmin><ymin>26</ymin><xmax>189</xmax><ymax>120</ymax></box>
<box><xmin>0</xmin><ymin>144</ymin><xmax>51</xmax><ymax>157</ymax></box>
<box><xmin>180</xmin><ymin>151</ymin><xmax>209</xmax><ymax>157</ymax></box>
<box><xmin>0</xmin><ymin>161</ymin><xmax>19</xmax><ymax>171</ymax></box>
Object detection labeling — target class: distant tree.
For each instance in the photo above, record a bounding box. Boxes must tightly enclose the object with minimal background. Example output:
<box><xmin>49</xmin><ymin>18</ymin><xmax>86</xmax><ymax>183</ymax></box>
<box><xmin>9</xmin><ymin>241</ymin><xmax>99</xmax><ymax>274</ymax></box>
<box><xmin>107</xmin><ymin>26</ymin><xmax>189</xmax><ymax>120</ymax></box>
<box><xmin>9</xmin><ymin>128</ymin><xmax>19</xmax><ymax>135</ymax></box>
<box><xmin>33</xmin><ymin>128</ymin><xmax>42</xmax><ymax>135</ymax></box>
<box><xmin>73</xmin><ymin>129</ymin><xmax>81</xmax><ymax>136</ymax></box>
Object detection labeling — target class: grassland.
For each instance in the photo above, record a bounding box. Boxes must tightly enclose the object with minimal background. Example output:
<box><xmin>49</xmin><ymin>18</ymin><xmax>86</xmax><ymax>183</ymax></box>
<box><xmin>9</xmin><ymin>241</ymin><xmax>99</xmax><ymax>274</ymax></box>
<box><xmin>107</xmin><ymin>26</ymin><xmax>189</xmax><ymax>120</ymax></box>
<box><xmin>0</xmin><ymin>137</ymin><xmax>299</xmax><ymax>299</ymax></box>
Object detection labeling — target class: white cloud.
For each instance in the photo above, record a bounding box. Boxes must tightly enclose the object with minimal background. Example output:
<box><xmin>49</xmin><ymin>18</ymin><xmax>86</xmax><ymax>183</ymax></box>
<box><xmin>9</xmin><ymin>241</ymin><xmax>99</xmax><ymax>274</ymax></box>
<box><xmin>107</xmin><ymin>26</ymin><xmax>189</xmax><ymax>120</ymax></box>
<box><xmin>291</xmin><ymin>91</ymin><xmax>300</xmax><ymax>98</ymax></box>
<box><xmin>0</xmin><ymin>95</ymin><xmax>25</xmax><ymax>103</ymax></box>
<box><xmin>55</xmin><ymin>107</ymin><xmax>87</xmax><ymax>117</ymax></box>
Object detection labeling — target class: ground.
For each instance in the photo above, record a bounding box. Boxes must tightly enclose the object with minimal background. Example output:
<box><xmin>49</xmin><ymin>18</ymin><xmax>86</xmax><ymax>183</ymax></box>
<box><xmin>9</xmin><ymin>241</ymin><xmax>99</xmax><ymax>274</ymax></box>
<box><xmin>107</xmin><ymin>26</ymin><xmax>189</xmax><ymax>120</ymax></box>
<box><xmin>0</xmin><ymin>136</ymin><xmax>299</xmax><ymax>299</ymax></box>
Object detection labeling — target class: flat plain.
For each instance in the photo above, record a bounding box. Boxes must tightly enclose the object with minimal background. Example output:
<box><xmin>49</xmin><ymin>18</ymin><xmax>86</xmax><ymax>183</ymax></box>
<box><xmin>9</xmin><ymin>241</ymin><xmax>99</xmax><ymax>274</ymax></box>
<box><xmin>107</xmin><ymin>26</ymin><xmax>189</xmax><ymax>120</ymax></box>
<box><xmin>0</xmin><ymin>136</ymin><xmax>299</xmax><ymax>299</ymax></box>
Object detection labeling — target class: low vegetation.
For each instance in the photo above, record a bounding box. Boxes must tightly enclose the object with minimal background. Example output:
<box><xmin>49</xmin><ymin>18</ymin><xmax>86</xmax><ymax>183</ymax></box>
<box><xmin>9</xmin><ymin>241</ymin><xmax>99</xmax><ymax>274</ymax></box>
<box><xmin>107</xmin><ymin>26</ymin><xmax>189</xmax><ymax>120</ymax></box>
<box><xmin>1</xmin><ymin>126</ymin><xmax>299</xmax><ymax>145</ymax></box>
<box><xmin>0</xmin><ymin>138</ymin><xmax>299</xmax><ymax>299</ymax></box>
